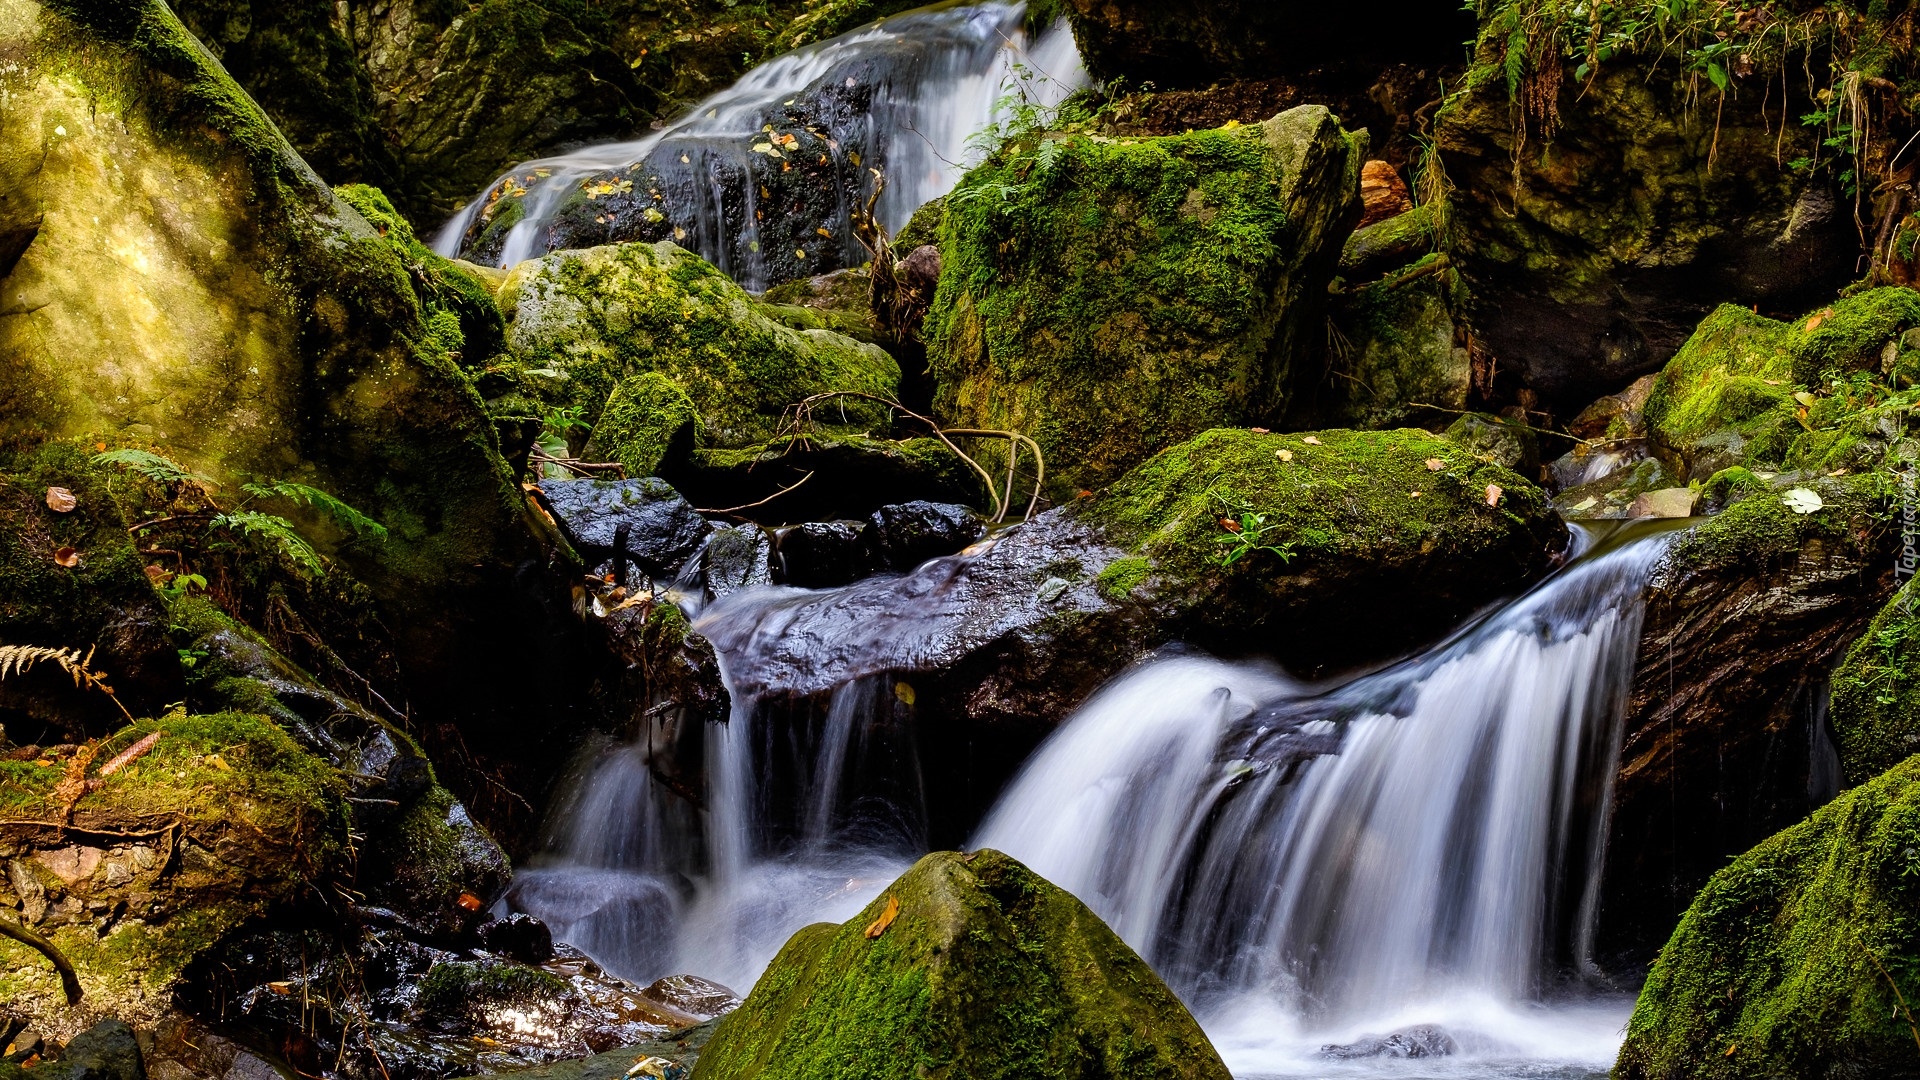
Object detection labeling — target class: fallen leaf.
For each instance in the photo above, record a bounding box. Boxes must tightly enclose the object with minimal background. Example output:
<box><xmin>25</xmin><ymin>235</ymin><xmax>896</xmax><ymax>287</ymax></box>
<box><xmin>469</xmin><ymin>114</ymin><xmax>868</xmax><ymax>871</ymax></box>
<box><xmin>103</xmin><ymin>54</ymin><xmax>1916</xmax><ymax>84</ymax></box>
<box><xmin>45</xmin><ymin>487</ymin><xmax>76</xmax><ymax>513</ymax></box>
<box><xmin>796</xmin><ymin>249</ymin><xmax>808</xmax><ymax>259</ymax></box>
<box><xmin>1484</xmin><ymin>484</ymin><xmax>1504</xmax><ymax>507</ymax></box>
<box><xmin>894</xmin><ymin>681</ymin><xmax>916</xmax><ymax>706</ymax></box>
<box><xmin>53</xmin><ymin>547</ymin><xmax>79</xmax><ymax>568</ymax></box>
<box><xmin>1724</xmin><ymin>1044</ymin><xmax>1738</xmax><ymax>1058</ymax></box>
<box><xmin>144</xmin><ymin>564</ymin><xmax>171</xmax><ymax>585</ymax></box>
<box><xmin>1276</xmin><ymin>449</ymin><xmax>1294</xmax><ymax>462</ymax></box>
<box><xmin>1409</xmin><ymin>490</ymin><xmax>1423</xmax><ymax>498</ymax></box>
<box><xmin>816</xmin><ymin>227</ymin><xmax>833</xmax><ymax>238</ymax></box>
<box><xmin>1782</xmin><ymin>487</ymin><xmax>1824</xmax><ymax>514</ymax></box>
<box><xmin>1249</xmin><ymin>426</ymin><xmax>1269</xmax><ymax>434</ymax></box>
<box><xmin>864</xmin><ymin>893</ymin><xmax>901</xmax><ymax>939</ymax></box>
<box><xmin>205</xmin><ymin>753</ymin><xmax>231</xmax><ymax>772</ymax></box>
<box><xmin>1762</xmin><ymin>379</ymin><xmax>1783</xmax><ymax>386</ymax></box>
<box><xmin>266</xmin><ymin>982</ymin><xmax>293</xmax><ymax>996</ymax></box>
<box><xmin>1302</xmin><ymin>436</ymin><xmax>1322</xmax><ymax>445</ymax></box>
<box><xmin>1075</xmin><ymin>489</ymin><xmax>1094</xmax><ymax>499</ymax></box>
<box><xmin>456</xmin><ymin>891</ymin><xmax>484</xmax><ymax>912</ymax></box>
<box><xmin>1792</xmin><ymin>391</ymin><xmax>1818</xmax><ymax>408</ymax></box>
<box><xmin>1425</xmin><ymin>458</ymin><xmax>1444</xmax><ymax>471</ymax></box>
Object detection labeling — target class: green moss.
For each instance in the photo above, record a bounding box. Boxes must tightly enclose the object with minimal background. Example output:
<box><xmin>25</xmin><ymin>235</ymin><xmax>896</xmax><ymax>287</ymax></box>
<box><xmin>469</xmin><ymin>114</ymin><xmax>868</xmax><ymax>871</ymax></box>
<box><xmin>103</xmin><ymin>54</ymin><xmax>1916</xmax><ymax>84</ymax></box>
<box><xmin>691</xmin><ymin>849</ymin><xmax>1230</xmax><ymax>1080</ymax></box>
<box><xmin>417</xmin><ymin>959</ymin><xmax>570</xmax><ymax>1016</ymax></box>
<box><xmin>1786</xmin><ymin>286</ymin><xmax>1920</xmax><ymax>387</ymax></box>
<box><xmin>1339</xmin><ymin>204</ymin><xmax>1436</xmax><ymax>275</ymax></box>
<box><xmin>925</xmin><ymin>107</ymin><xmax>1363</xmax><ymax>492</ymax></box>
<box><xmin>587</xmin><ymin>372</ymin><xmax>701</xmax><ymax>476</ymax></box>
<box><xmin>1642</xmin><ymin>304</ymin><xmax>1796</xmax><ymax>458</ymax></box>
<box><xmin>1831</xmin><ymin>583</ymin><xmax>1920</xmax><ymax>785</ymax></box>
<box><xmin>1081</xmin><ymin>427</ymin><xmax>1552</xmax><ymax>593</ymax></box>
<box><xmin>501</xmin><ymin>242</ymin><xmax>899</xmax><ymax>446</ymax></box>
<box><xmin>1614</xmin><ymin>754</ymin><xmax>1920</xmax><ymax>1080</ymax></box>
<box><xmin>337</xmin><ymin>184</ymin><xmax>508</xmax><ymax>366</ymax></box>
<box><xmin>1096</xmin><ymin>555</ymin><xmax>1152</xmax><ymax>600</ymax></box>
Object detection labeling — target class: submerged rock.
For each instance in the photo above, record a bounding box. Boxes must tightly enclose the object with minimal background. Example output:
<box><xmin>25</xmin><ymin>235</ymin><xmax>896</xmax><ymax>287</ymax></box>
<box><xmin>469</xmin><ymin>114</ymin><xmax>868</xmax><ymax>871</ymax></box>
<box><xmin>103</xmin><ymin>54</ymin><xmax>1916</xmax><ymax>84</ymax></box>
<box><xmin>926</xmin><ymin>106</ymin><xmax>1365</xmax><ymax>492</ymax></box>
<box><xmin>1320</xmin><ymin>1024</ymin><xmax>1458</xmax><ymax>1060</ymax></box>
<box><xmin>1615</xmin><ymin>754</ymin><xmax>1920</xmax><ymax>1079</ymax></box>
<box><xmin>690</xmin><ymin>849</ymin><xmax>1231</xmax><ymax>1080</ymax></box>
<box><xmin>12</xmin><ymin>1020</ymin><xmax>146</xmax><ymax>1080</ymax></box>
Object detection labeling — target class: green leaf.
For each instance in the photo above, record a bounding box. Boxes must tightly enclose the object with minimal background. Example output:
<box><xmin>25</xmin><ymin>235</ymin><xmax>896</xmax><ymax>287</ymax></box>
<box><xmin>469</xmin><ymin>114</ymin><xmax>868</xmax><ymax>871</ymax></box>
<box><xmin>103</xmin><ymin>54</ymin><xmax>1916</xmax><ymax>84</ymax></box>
<box><xmin>209</xmin><ymin>510</ymin><xmax>324</xmax><ymax>575</ymax></box>
<box><xmin>1706</xmin><ymin>61</ymin><xmax>1729</xmax><ymax>93</ymax></box>
<box><xmin>93</xmin><ymin>448</ymin><xmax>213</xmax><ymax>487</ymax></box>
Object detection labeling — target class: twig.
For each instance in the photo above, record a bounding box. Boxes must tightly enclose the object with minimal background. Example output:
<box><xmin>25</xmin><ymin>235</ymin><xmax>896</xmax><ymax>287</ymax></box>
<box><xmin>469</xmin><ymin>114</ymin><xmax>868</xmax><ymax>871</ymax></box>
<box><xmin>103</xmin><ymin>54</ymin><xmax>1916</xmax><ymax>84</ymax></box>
<box><xmin>942</xmin><ymin>429</ymin><xmax>1047</xmax><ymax>521</ymax></box>
<box><xmin>1405</xmin><ymin>402</ymin><xmax>1593</xmax><ymax>446</ymax></box>
<box><xmin>695</xmin><ymin>472</ymin><xmax>815</xmax><ymax>515</ymax></box>
<box><xmin>529</xmin><ymin>448</ymin><xmax>627</xmax><ymax>479</ymax></box>
<box><xmin>784</xmin><ymin>392</ymin><xmax>1009</xmax><ymax>520</ymax></box>
<box><xmin>0</xmin><ymin>916</ymin><xmax>82</xmax><ymax>1004</ymax></box>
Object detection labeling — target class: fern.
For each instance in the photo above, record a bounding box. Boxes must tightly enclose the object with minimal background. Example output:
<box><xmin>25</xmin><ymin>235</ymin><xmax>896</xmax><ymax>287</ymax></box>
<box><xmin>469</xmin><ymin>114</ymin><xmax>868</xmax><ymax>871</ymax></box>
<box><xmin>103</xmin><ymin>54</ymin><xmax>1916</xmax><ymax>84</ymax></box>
<box><xmin>210</xmin><ymin>511</ymin><xmax>324</xmax><ymax>574</ymax></box>
<box><xmin>242</xmin><ymin>480</ymin><xmax>388</xmax><ymax>542</ymax></box>
<box><xmin>92</xmin><ymin>448</ymin><xmax>213</xmax><ymax>488</ymax></box>
<box><xmin>0</xmin><ymin>644</ymin><xmax>132</xmax><ymax>721</ymax></box>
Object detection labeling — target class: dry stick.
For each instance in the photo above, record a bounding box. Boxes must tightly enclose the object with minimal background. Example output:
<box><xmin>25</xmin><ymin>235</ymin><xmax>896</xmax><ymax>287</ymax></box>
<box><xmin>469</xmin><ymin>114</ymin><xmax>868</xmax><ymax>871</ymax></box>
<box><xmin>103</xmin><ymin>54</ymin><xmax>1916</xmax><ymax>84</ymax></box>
<box><xmin>0</xmin><ymin>916</ymin><xmax>82</xmax><ymax>1004</ymax></box>
<box><xmin>789</xmin><ymin>392</ymin><xmax>1008</xmax><ymax>520</ymax></box>
<box><xmin>941</xmin><ymin>429</ymin><xmax>1047</xmax><ymax>520</ymax></box>
<box><xmin>696</xmin><ymin>472</ymin><xmax>815</xmax><ymax>515</ymax></box>
<box><xmin>529</xmin><ymin>448</ymin><xmax>626</xmax><ymax>479</ymax></box>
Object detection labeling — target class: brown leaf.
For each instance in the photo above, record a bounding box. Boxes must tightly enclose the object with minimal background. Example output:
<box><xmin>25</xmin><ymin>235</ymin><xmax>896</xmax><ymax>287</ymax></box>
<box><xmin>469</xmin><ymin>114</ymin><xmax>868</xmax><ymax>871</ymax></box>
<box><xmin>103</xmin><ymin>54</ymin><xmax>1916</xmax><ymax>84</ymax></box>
<box><xmin>1485</xmin><ymin>484</ymin><xmax>1504</xmax><ymax>507</ymax></box>
<box><xmin>266</xmin><ymin>982</ymin><xmax>293</xmax><ymax>996</ymax></box>
<box><xmin>1425</xmin><ymin>458</ymin><xmax>1444</xmax><ymax>471</ymax></box>
<box><xmin>864</xmin><ymin>893</ymin><xmax>901</xmax><ymax>939</ymax></box>
<box><xmin>45</xmin><ymin>487</ymin><xmax>76</xmax><ymax>513</ymax></box>
<box><xmin>53</xmin><ymin>547</ymin><xmax>79</xmax><ymax>568</ymax></box>
<box><xmin>145</xmin><ymin>564</ymin><xmax>171</xmax><ymax>585</ymax></box>
<box><xmin>1219</xmin><ymin>517</ymin><xmax>1243</xmax><ymax>533</ymax></box>
<box><xmin>457</xmin><ymin>891</ymin><xmax>485</xmax><ymax>912</ymax></box>
<box><xmin>1249</xmin><ymin>426</ymin><xmax>1270</xmax><ymax>434</ymax></box>
<box><xmin>1302</xmin><ymin>436</ymin><xmax>1322</xmax><ymax>445</ymax></box>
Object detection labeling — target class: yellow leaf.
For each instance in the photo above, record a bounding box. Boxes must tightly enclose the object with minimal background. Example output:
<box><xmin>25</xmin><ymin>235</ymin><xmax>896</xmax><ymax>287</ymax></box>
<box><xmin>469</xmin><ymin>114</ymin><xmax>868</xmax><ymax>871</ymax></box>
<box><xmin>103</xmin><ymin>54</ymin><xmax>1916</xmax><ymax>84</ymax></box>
<box><xmin>894</xmin><ymin>682</ymin><xmax>916</xmax><ymax>706</ymax></box>
<box><xmin>205</xmin><ymin>753</ymin><xmax>231</xmax><ymax>772</ymax></box>
<box><xmin>1302</xmin><ymin>436</ymin><xmax>1321</xmax><ymax>445</ymax></box>
<box><xmin>1276</xmin><ymin>449</ymin><xmax>1293</xmax><ymax>462</ymax></box>
<box><xmin>864</xmin><ymin>893</ymin><xmax>901</xmax><ymax>939</ymax></box>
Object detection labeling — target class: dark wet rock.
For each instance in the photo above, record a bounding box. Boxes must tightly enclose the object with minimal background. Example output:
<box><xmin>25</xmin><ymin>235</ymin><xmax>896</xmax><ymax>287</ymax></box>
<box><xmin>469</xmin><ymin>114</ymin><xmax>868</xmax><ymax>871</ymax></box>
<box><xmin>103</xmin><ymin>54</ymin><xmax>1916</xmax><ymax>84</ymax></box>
<box><xmin>690</xmin><ymin>850</ymin><xmax>1230</xmax><ymax>1080</ymax></box>
<box><xmin>20</xmin><ymin>1021</ymin><xmax>145</xmax><ymax>1080</ymax></box>
<box><xmin>1296</xmin><ymin>258</ymin><xmax>1467</xmax><ymax>431</ymax></box>
<box><xmin>701</xmin><ymin>524</ymin><xmax>775</xmax><ymax>600</ymax></box>
<box><xmin>639</xmin><ymin>976</ymin><xmax>740</xmax><ymax>1023</ymax></box>
<box><xmin>776</xmin><ymin>521</ymin><xmax>879</xmax><ymax>589</ymax></box>
<box><xmin>447</xmin><ymin>1019</ymin><xmax>720</xmax><ymax>1080</ymax></box>
<box><xmin>1061</xmin><ymin>0</ymin><xmax>1472</xmax><ymax>87</ymax></box>
<box><xmin>538</xmin><ymin>479</ymin><xmax>711</xmax><ymax>579</ymax></box>
<box><xmin>865</xmin><ymin>501</ymin><xmax>986</xmax><ymax>571</ymax></box>
<box><xmin>1445</xmin><ymin>412</ymin><xmax>1540</xmax><ymax>475</ymax></box>
<box><xmin>662</xmin><ymin>435</ymin><xmax>986</xmax><ymax>525</ymax></box>
<box><xmin>1320</xmin><ymin>1024</ymin><xmax>1458</xmax><ymax>1060</ymax></box>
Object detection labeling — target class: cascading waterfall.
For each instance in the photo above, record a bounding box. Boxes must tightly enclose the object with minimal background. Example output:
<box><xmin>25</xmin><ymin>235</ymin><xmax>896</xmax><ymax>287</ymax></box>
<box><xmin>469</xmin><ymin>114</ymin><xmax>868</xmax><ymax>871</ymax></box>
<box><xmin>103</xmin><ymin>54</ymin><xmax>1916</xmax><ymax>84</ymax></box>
<box><xmin>973</xmin><ymin>524</ymin><xmax>1678</xmax><ymax>1075</ymax></box>
<box><xmin>430</xmin><ymin>2</ymin><xmax>1083</xmax><ymax>287</ymax></box>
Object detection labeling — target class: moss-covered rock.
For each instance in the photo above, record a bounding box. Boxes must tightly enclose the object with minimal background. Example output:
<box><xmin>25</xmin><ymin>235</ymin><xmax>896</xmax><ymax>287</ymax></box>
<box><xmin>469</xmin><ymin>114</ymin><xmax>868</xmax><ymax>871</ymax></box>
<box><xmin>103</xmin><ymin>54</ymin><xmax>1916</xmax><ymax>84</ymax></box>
<box><xmin>585</xmin><ymin>373</ymin><xmax>703</xmax><ymax>480</ymax></box>
<box><xmin>1614</xmin><ymin>753</ymin><xmax>1920</xmax><ymax>1080</ymax></box>
<box><xmin>692</xmin><ymin>849</ymin><xmax>1231</xmax><ymax>1080</ymax></box>
<box><xmin>1830</xmin><ymin>582</ymin><xmax>1920</xmax><ymax>787</ymax></box>
<box><xmin>1298</xmin><ymin>258</ymin><xmax>1469</xmax><ymax>430</ymax></box>
<box><xmin>501</xmin><ymin>241</ymin><xmax>899</xmax><ymax>452</ymax></box>
<box><xmin>926</xmin><ymin>106</ymin><xmax>1365</xmax><ymax>493</ymax></box>
<box><xmin>0</xmin><ymin>710</ymin><xmax>350</xmax><ymax>1032</ymax></box>
<box><xmin>1436</xmin><ymin>27</ymin><xmax>1857</xmax><ymax>407</ymax></box>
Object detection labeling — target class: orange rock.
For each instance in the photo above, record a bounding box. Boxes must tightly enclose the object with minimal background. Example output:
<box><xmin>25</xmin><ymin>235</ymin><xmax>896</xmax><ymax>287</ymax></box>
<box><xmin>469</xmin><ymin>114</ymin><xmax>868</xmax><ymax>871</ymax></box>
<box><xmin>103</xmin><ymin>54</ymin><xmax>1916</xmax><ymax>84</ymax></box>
<box><xmin>1357</xmin><ymin>160</ymin><xmax>1413</xmax><ymax>229</ymax></box>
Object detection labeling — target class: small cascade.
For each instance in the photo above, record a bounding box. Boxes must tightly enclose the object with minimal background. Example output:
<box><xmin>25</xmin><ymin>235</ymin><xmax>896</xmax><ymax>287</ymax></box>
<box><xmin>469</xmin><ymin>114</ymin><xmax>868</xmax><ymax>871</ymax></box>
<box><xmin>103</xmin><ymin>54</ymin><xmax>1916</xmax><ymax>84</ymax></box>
<box><xmin>431</xmin><ymin>2</ymin><xmax>1084</xmax><ymax>288</ymax></box>
<box><xmin>972</xmin><ymin>524</ymin><xmax>1677</xmax><ymax>1076</ymax></box>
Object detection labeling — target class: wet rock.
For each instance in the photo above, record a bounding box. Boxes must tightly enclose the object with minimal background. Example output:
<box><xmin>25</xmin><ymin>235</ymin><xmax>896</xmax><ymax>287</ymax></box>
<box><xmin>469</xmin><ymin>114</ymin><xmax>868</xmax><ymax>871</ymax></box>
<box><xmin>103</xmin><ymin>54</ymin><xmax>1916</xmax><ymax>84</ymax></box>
<box><xmin>1616</xmin><ymin>756</ymin><xmax>1920</xmax><ymax>1080</ymax></box>
<box><xmin>1299</xmin><ymin>258</ymin><xmax>1465</xmax><ymax>430</ymax></box>
<box><xmin>701</xmin><ymin>525</ymin><xmax>775</xmax><ymax>600</ymax></box>
<box><xmin>1625</xmin><ymin>488</ymin><xmax>1697</xmax><ymax>520</ymax></box>
<box><xmin>22</xmin><ymin>1020</ymin><xmax>145</xmax><ymax>1080</ymax></box>
<box><xmin>1444</xmin><ymin>413</ymin><xmax>1539</xmax><ymax>475</ymax></box>
<box><xmin>865</xmin><ymin>502</ymin><xmax>986</xmax><ymax>571</ymax></box>
<box><xmin>1320</xmin><ymin>1024</ymin><xmax>1458</xmax><ymax>1060</ymax></box>
<box><xmin>776</xmin><ymin>521</ymin><xmax>879</xmax><ymax>589</ymax></box>
<box><xmin>445</xmin><ymin>1019</ymin><xmax>721</xmax><ymax>1080</ymax></box>
<box><xmin>479</xmin><ymin>915</ymin><xmax>557</xmax><ymax>966</ymax></box>
<box><xmin>927</xmin><ymin>106</ymin><xmax>1365</xmax><ymax>492</ymax></box>
<box><xmin>639</xmin><ymin>976</ymin><xmax>740</xmax><ymax>1023</ymax></box>
<box><xmin>1568</xmin><ymin>374</ymin><xmax>1657</xmax><ymax>441</ymax></box>
<box><xmin>537</xmin><ymin>479</ymin><xmax>711</xmax><ymax>579</ymax></box>
<box><xmin>1338</xmin><ymin>205</ymin><xmax>1437</xmax><ymax>283</ymax></box>
<box><xmin>662</xmin><ymin>435</ymin><xmax>986</xmax><ymax>525</ymax></box>
<box><xmin>1356</xmin><ymin>160</ymin><xmax>1413</xmax><ymax>228</ymax></box>
<box><xmin>690</xmin><ymin>850</ymin><xmax>1231</xmax><ymax>1080</ymax></box>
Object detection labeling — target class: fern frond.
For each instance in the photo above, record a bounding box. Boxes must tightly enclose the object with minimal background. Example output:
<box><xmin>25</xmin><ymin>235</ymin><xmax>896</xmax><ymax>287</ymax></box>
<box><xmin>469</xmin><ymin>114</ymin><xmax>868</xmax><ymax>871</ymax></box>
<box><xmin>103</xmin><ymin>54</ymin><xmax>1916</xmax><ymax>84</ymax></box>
<box><xmin>242</xmin><ymin>480</ymin><xmax>389</xmax><ymax>542</ymax></box>
<box><xmin>0</xmin><ymin>643</ymin><xmax>133</xmax><ymax>721</ymax></box>
<box><xmin>210</xmin><ymin>511</ymin><xmax>325</xmax><ymax>575</ymax></box>
<box><xmin>93</xmin><ymin>448</ymin><xmax>213</xmax><ymax>488</ymax></box>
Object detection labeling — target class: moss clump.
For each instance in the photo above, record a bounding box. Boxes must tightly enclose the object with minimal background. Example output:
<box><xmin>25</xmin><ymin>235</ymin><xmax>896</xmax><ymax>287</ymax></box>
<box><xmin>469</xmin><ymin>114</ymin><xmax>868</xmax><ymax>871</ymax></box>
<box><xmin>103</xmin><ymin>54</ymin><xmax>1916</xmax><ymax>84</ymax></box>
<box><xmin>501</xmin><ymin>242</ymin><xmax>899</xmax><ymax>447</ymax></box>
<box><xmin>1083</xmin><ymin>427</ymin><xmax>1558</xmax><ymax>597</ymax></box>
<box><xmin>1614</xmin><ymin>754</ymin><xmax>1920</xmax><ymax>1079</ymax></box>
<box><xmin>1095</xmin><ymin>555</ymin><xmax>1152</xmax><ymax>600</ymax></box>
<box><xmin>1831</xmin><ymin>583</ymin><xmax>1920</xmax><ymax>785</ymax></box>
<box><xmin>584</xmin><ymin>372</ymin><xmax>701</xmax><ymax>477</ymax></box>
<box><xmin>335</xmin><ymin>184</ymin><xmax>508</xmax><ymax>366</ymax></box>
<box><xmin>691</xmin><ymin>849</ymin><xmax>1231</xmax><ymax>1080</ymax></box>
<box><xmin>417</xmin><ymin>959</ymin><xmax>571</xmax><ymax>1019</ymax></box>
<box><xmin>1641</xmin><ymin>305</ymin><xmax>1796</xmax><ymax>463</ymax></box>
<box><xmin>925</xmin><ymin>106</ymin><xmax>1363</xmax><ymax>493</ymax></box>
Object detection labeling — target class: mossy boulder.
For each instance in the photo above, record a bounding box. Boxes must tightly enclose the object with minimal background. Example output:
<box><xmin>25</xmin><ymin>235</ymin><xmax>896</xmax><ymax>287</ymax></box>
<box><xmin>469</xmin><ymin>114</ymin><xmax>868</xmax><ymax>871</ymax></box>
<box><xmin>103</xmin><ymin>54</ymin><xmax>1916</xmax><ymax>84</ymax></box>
<box><xmin>1830</xmin><ymin>582</ymin><xmax>1920</xmax><ymax>787</ymax></box>
<box><xmin>1296</xmin><ymin>258</ymin><xmax>1469</xmax><ymax>430</ymax></box>
<box><xmin>1614</xmin><ymin>753</ymin><xmax>1920</xmax><ymax>1080</ymax></box>
<box><xmin>691</xmin><ymin>849</ymin><xmax>1230</xmax><ymax>1080</ymax></box>
<box><xmin>0</xmin><ymin>710</ymin><xmax>349</xmax><ymax>1032</ymax></box>
<box><xmin>925</xmin><ymin>106</ymin><xmax>1366</xmax><ymax>493</ymax></box>
<box><xmin>0</xmin><ymin>0</ymin><xmax>560</xmax><ymax>778</ymax></box>
<box><xmin>1437</xmin><ymin>54</ymin><xmax>1856</xmax><ymax>408</ymax></box>
<box><xmin>500</xmin><ymin>241</ymin><xmax>900</xmax><ymax>454</ymax></box>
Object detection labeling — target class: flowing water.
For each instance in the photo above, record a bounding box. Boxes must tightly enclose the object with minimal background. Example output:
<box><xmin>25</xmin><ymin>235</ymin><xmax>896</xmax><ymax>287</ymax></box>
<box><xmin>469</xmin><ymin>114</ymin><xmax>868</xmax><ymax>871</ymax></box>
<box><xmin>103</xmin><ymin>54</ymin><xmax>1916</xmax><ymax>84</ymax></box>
<box><xmin>509</xmin><ymin>522</ymin><xmax>1677</xmax><ymax>1078</ymax></box>
<box><xmin>431</xmin><ymin>1</ymin><xmax>1083</xmax><ymax>286</ymax></box>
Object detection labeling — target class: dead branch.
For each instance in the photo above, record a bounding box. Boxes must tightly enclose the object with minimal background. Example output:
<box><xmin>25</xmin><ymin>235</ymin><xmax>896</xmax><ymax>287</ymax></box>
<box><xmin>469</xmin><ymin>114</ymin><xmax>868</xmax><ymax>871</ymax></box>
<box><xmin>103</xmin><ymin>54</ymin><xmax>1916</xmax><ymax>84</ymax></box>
<box><xmin>0</xmin><ymin>915</ymin><xmax>82</xmax><ymax>1004</ymax></box>
<box><xmin>696</xmin><ymin>472</ymin><xmax>815</xmax><ymax>515</ymax></box>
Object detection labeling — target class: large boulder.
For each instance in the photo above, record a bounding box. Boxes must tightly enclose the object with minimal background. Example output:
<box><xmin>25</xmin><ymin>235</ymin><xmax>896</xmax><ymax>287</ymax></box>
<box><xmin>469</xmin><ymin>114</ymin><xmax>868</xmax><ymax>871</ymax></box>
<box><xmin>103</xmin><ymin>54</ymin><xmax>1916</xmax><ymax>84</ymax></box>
<box><xmin>690</xmin><ymin>849</ymin><xmax>1231</xmax><ymax>1080</ymax></box>
<box><xmin>1436</xmin><ymin>42</ymin><xmax>1857</xmax><ymax>409</ymax></box>
<box><xmin>499</xmin><ymin>241</ymin><xmax>900</xmax><ymax>455</ymax></box>
<box><xmin>1614</xmin><ymin>754</ymin><xmax>1920</xmax><ymax>1080</ymax></box>
<box><xmin>1060</xmin><ymin>0</ymin><xmax>1472</xmax><ymax>86</ymax></box>
<box><xmin>925</xmin><ymin>106</ymin><xmax>1366</xmax><ymax>493</ymax></box>
<box><xmin>698</xmin><ymin>426</ymin><xmax>1563</xmax><ymax>839</ymax></box>
<box><xmin>0</xmin><ymin>0</ymin><xmax>565</xmax><ymax>803</ymax></box>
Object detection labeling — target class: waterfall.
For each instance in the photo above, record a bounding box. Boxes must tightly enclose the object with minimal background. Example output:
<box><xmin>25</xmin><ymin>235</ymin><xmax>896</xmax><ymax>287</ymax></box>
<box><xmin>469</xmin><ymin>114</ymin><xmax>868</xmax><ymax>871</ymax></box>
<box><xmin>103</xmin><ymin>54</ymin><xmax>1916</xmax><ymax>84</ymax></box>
<box><xmin>973</xmin><ymin>524</ymin><xmax>1676</xmax><ymax>1075</ymax></box>
<box><xmin>430</xmin><ymin>2</ymin><xmax>1085</xmax><ymax>288</ymax></box>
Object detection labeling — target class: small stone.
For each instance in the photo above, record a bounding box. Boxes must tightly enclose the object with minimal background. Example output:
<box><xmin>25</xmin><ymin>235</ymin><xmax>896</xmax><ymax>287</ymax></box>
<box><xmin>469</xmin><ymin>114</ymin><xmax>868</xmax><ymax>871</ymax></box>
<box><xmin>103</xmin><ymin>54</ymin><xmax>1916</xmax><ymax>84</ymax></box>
<box><xmin>1627</xmin><ymin>487</ymin><xmax>1698</xmax><ymax>519</ymax></box>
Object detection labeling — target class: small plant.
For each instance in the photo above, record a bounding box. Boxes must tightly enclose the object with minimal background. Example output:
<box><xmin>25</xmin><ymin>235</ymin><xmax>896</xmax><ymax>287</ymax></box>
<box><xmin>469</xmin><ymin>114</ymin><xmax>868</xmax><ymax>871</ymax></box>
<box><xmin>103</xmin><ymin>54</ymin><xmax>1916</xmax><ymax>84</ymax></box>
<box><xmin>1212</xmin><ymin>496</ymin><xmax>1297</xmax><ymax>568</ymax></box>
